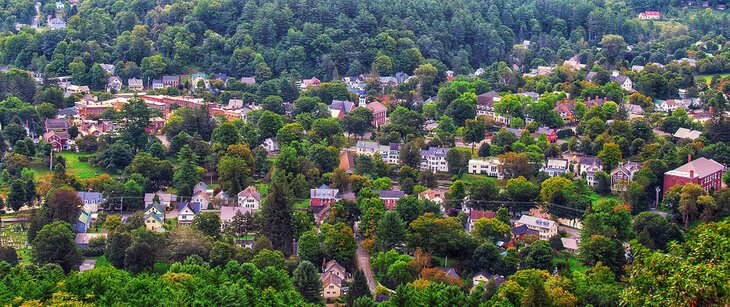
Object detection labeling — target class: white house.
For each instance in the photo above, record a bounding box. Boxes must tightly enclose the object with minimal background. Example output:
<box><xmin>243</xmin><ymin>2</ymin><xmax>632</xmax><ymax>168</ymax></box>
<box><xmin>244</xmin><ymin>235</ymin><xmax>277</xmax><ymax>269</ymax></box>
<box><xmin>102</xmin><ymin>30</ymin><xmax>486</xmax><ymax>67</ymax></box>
<box><xmin>420</xmin><ymin>147</ymin><xmax>449</xmax><ymax>172</ymax></box>
<box><xmin>540</xmin><ymin>158</ymin><xmax>570</xmax><ymax>177</ymax></box>
<box><xmin>190</xmin><ymin>190</ymin><xmax>211</xmax><ymax>210</ymax></box>
<box><xmin>515</xmin><ymin>215</ymin><xmax>558</xmax><ymax>240</ymax></box>
<box><xmin>263</xmin><ymin>137</ymin><xmax>279</xmax><ymax>153</ymax></box>
<box><xmin>177</xmin><ymin>202</ymin><xmax>201</xmax><ymax>224</ymax></box>
<box><xmin>576</xmin><ymin>157</ymin><xmax>602</xmax><ymax>186</ymax></box>
<box><xmin>468</xmin><ymin>158</ymin><xmax>504</xmax><ymax>178</ymax></box>
<box><xmin>237</xmin><ymin>186</ymin><xmax>261</xmax><ymax>211</ymax></box>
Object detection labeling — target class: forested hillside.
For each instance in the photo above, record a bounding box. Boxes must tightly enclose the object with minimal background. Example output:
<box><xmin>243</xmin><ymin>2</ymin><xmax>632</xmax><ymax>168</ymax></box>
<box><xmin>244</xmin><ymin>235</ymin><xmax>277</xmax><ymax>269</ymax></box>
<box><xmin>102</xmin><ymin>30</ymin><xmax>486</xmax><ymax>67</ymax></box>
<box><xmin>2</xmin><ymin>0</ymin><xmax>730</xmax><ymax>83</ymax></box>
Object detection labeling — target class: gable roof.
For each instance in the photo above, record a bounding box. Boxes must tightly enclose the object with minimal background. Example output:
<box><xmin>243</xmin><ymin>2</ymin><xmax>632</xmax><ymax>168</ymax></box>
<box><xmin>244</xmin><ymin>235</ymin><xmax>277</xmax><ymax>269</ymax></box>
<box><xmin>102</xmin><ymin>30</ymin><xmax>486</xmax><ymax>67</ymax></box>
<box><xmin>512</xmin><ymin>224</ymin><xmax>539</xmax><ymax>236</ymax></box>
<box><xmin>329</xmin><ymin>100</ymin><xmax>356</xmax><ymax>114</ymax></box>
<box><xmin>469</xmin><ymin>210</ymin><xmax>496</xmax><ymax>220</ymax></box>
<box><xmin>366</xmin><ymin>101</ymin><xmax>387</xmax><ymax>113</ymax></box>
<box><xmin>220</xmin><ymin>206</ymin><xmax>253</xmax><ymax>221</ymax></box>
<box><xmin>44</xmin><ymin>130</ymin><xmax>70</xmax><ymax>141</ymax></box>
<box><xmin>241</xmin><ymin>77</ymin><xmax>256</xmax><ymax>84</ymax></box>
<box><xmin>45</xmin><ymin>118</ymin><xmax>71</xmax><ymax>130</ymax></box>
<box><xmin>237</xmin><ymin>185</ymin><xmax>260</xmax><ymax>201</ymax></box>
<box><xmin>320</xmin><ymin>272</ymin><xmax>343</xmax><ymax>287</ymax></box>
<box><xmin>435</xmin><ymin>266</ymin><xmax>460</xmax><ymax>279</ymax></box>
<box><xmin>144</xmin><ymin>192</ymin><xmax>177</xmax><ymax>203</ymax></box>
<box><xmin>517</xmin><ymin>215</ymin><xmax>556</xmax><ymax>229</ymax></box>
<box><xmin>673</xmin><ymin>127</ymin><xmax>702</xmax><ymax>140</ymax></box>
<box><xmin>339</xmin><ymin>151</ymin><xmax>356</xmax><ymax>172</ymax></box>
<box><xmin>77</xmin><ymin>191</ymin><xmax>103</xmax><ymax>204</ymax></box>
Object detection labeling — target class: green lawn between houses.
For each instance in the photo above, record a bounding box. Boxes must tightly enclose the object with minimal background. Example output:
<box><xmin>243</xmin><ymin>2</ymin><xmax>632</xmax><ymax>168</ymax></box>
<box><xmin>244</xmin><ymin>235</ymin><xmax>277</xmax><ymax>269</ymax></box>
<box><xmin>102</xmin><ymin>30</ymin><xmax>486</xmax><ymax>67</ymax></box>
<box><xmin>698</xmin><ymin>73</ymin><xmax>730</xmax><ymax>84</ymax></box>
<box><xmin>31</xmin><ymin>152</ymin><xmax>115</xmax><ymax>179</ymax></box>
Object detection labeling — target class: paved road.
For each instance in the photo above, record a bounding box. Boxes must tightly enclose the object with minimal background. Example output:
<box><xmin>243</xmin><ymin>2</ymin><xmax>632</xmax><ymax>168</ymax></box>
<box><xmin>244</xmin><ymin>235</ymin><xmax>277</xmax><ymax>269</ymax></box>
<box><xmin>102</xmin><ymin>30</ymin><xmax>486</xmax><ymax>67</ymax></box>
<box><xmin>559</xmin><ymin>225</ymin><xmax>581</xmax><ymax>239</ymax></box>
<box><xmin>354</xmin><ymin>223</ymin><xmax>376</xmax><ymax>294</ymax></box>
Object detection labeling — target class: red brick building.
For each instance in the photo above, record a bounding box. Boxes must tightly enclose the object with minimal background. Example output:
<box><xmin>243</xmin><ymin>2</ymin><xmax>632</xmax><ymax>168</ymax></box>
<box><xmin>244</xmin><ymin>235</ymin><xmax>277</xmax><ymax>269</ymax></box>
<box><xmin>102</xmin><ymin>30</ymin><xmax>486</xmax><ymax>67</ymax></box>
<box><xmin>366</xmin><ymin>101</ymin><xmax>387</xmax><ymax>128</ymax></box>
<box><xmin>373</xmin><ymin>189</ymin><xmax>405</xmax><ymax>210</ymax></box>
<box><xmin>663</xmin><ymin>157</ymin><xmax>724</xmax><ymax>194</ymax></box>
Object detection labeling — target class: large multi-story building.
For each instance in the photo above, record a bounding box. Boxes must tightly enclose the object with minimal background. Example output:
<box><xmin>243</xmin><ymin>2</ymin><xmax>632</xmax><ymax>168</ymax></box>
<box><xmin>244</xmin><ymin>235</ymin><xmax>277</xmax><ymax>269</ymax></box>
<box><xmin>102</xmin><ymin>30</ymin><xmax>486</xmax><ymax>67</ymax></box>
<box><xmin>514</xmin><ymin>215</ymin><xmax>558</xmax><ymax>240</ymax></box>
<box><xmin>468</xmin><ymin>158</ymin><xmax>504</xmax><ymax>178</ymax></box>
<box><xmin>420</xmin><ymin>147</ymin><xmax>449</xmax><ymax>172</ymax></box>
<box><xmin>663</xmin><ymin>157</ymin><xmax>724</xmax><ymax>194</ymax></box>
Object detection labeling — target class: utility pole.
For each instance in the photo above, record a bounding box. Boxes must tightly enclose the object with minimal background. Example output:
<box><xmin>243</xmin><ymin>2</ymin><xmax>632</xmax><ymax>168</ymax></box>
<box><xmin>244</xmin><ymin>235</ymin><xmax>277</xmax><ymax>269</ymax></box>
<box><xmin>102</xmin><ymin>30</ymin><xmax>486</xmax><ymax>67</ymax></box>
<box><xmin>49</xmin><ymin>150</ymin><xmax>53</xmax><ymax>170</ymax></box>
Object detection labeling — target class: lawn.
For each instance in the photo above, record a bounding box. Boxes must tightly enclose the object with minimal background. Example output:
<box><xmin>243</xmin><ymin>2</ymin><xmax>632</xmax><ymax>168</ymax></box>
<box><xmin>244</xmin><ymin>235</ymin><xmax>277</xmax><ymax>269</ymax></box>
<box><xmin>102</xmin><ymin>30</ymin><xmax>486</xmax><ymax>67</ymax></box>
<box><xmin>698</xmin><ymin>73</ymin><xmax>730</xmax><ymax>84</ymax></box>
<box><xmin>32</xmin><ymin>152</ymin><xmax>115</xmax><ymax>179</ymax></box>
<box><xmin>87</xmin><ymin>256</ymin><xmax>111</xmax><ymax>267</ymax></box>
<box><xmin>1</xmin><ymin>222</ymin><xmax>29</xmax><ymax>261</ymax></box>
<box><xmin>567</xmin><ymin>256</ymin><xmax>588</xmax><ymax>274</ymax></box>
<box><xmin>586</xmin><ymin>192</ymin><xmax>618</xmax><ymax>205</ymax></box>
<box><xmin>294</xmin><ymin>200</ymin><xmax>309</xmax><ymax>209</ymax></box>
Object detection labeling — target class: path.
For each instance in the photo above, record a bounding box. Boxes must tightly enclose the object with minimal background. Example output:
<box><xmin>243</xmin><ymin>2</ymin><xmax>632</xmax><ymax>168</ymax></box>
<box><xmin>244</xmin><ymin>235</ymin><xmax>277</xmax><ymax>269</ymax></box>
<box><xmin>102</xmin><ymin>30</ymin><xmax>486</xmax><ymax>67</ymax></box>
<box><xmin>31</xmin><ymin>2</ymin><xmax>41</xmax><ymax>29</ymax></box>
<box><xmin>354</xmin><ymin>222</ymin><xmax>376</xmax><ymax>294</ymax></box>
<box><xmin>156</xmin><ymin>134</ymin><xmax>170</xmax><ymax>147</ymax></box>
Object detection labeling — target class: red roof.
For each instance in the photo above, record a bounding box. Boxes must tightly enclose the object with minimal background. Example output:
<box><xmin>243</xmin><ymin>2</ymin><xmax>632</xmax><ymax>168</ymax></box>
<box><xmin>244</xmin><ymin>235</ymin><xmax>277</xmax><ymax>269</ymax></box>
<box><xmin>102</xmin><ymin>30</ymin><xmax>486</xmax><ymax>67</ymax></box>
<box><xmin>469</xmin><ymin>210</ymin><xmax>496</xmax><ymax>220</ymax></box>
<box><xmin>366</xmin><ymin>101</ymin><xmax>387</xmax><ymax>113</ymax></box>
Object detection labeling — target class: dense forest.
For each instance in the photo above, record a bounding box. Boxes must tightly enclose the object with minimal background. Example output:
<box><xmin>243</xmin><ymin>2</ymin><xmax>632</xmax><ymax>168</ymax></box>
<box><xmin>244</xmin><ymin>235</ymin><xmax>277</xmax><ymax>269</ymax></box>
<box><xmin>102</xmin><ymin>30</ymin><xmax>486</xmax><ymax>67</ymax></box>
<box><xmin>2</xmin><ymin>0</ymin><xmax>730</xmax><ymax>84</ymax></box>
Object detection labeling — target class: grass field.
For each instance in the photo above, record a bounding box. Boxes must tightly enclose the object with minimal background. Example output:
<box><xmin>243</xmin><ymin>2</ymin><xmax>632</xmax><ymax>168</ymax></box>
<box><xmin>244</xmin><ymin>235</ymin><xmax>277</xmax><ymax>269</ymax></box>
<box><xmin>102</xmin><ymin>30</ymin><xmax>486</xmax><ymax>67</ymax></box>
<box><xmin>567</xmin><ymin>256</ymin><xmax>588</xmax><ymax>274</ymax></box>
<box><xmin>32</xmin><ymin>152</ymin><xmax>115</xmax><ymax>179</ymax></box>
<box><xmin>294</xmin><ymin>200</ymin><xmax>309</xmax><ymax>209</ymax></box>
<box><xmin>698</xmin><ymin>73</ymin><xmax>730</xmax><ymax>84</ymax></box>
<box><xmin>586</xmin><ymin>192</ymin><xmax>618</xmax><ymax>205</ymax></box>
<box><xmin>87</xmin><ymin>256</ymin><xmax>111</xmax><ymax>267</ymax></box>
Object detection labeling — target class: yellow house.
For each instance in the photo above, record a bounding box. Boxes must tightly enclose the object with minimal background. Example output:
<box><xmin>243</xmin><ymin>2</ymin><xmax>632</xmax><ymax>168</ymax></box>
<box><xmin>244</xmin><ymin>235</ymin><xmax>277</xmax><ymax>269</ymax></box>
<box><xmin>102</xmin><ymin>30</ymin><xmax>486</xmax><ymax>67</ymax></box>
<box><xmin>144</xmin><ymin>202</ymin><xmax>165</xmax><ymax>231</ymax></box>
<box><xmin>320</xmin><ymin>272</ymin><xmax>343</xmax><ymax>299</ymax></box>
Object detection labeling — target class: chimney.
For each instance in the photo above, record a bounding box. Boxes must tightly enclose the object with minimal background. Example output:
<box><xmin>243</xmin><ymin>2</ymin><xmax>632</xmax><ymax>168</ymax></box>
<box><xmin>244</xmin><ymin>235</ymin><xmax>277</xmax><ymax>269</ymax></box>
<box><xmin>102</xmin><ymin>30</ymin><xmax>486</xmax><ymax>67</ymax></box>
<box><xmin>688</xmin><ymin>154</ymin><xmax>692</xmax><ymax>162</ymax></box>
<box><xmin>690</xmin><ymin>169</ymin><xmax>694</xmax><ymax>178</ymax></box>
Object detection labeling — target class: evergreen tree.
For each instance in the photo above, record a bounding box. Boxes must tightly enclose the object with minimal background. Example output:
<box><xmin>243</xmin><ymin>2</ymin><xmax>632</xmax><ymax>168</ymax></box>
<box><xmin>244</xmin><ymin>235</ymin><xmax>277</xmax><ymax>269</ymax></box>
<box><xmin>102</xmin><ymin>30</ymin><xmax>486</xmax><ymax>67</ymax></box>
<box><xmin>106</xmin><ymin>232</ymin><xmax>132</xmax><ymax>268</ymax></box>
<box><xmin>292</xmin><ymin>260</ymin><xmax>323</xmax><ymax>304</ymax></box>
<box><xmin>376</xmin><ymin>210</ymin><xmax>406</xmax><ymax>252</ymax></box>
<box><xmin>173</xmin><ymin>145</ymin><xmax>203</xmax><ymax>197</ymax></box>
<box><xmin>261</xmin><ymin>169</ymin><xmax>294</xmax><ymax>255</ymax></box>
<box><xmin>347</xmin><ymin>269</ymin><xmax>372</xmax><ymax>306</ymax></box>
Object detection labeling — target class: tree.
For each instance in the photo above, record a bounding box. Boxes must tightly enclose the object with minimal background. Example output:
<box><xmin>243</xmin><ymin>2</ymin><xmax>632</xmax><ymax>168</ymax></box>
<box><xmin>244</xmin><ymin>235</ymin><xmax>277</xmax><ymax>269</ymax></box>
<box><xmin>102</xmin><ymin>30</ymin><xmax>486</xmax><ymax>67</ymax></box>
<box><xmin>632</xmin><ymin>212</ymin><xmax>683</xmax><ymax>251</ymax></box>
<box><xmin>191</xmin><ymin>212</ymin><xmax>222</xmax><ymax>238</ymax></box>
<box><xmin>600</xmin><ymin>35</ymin><xmax>626</xmax><ymax>66</ymax></box>
<box><xmin>7</xmin><ymin>180</ymin><xmax>26</xmax><ymax>211</ymax></box>
<box><xmin>211</xmin><ymin>121</ymin><xmax>240</xmax><ymax>148</ymax></box>
<box><xmin>376</xmin><ymin>211</ymin><xmax>406</xmax><ymax>252</ymax></box>
<box><xmin>261</xmin><ymin>169</ymin><xmax>294</xmax><ymax>255</ymax></box>
<box><xmin>292</xmin><ymin>260</ymin><xmax>323</xmax><ymax>304</ymax></box>
<box><xmin>678</xmin><ymin>183</ymin><xmax>705</xmax><ymax>229</ymax></box>
<box><xmin>445</xmin><ymin>93</ymin><xmax>477</xmax><ymax>126</ymax></box>
<box><xmin>0</xmin><ymin>246</ymin><xmax>18</xmax><ymax>266</ymax></box>
<box><xmin>446</xmin><ymin>148</ymin><xmax>469</xmax><ymax>175</ymax></box>
<box><xmin>519</xmin><ymin>240</ymin><xmax>553</xmax><ymax>271</ymax></box>
<box><xmin>347</xmin><ymin>269</ymin><xmax>372</xmax><ymax>306</ymax></box>
<box><xmin>580</xmin><ymin>235</ymin><xmax>625</xmax><ymax>275</ymax></box>
<box><xmin>252</xmin><ymin>249</ymin><xmax>286</xmax><ymax>270</ymax></box>
<box><xmin>106</xmin><ymin>232</ymin><xmax>132</xmax><ymax>268</ymax></box>
<box><xmin>540</xmin><ymin>177</ymin><xmax>575</xmax><ymax>206</ymax></box>
<box><xmin>173</xmin><ymin>145</ymin><xmax>204</xmax><ymax>197</ymax></box>
<box><xmin>321</xmin><ymin>222</ymin><xmax>357</xmax><ymax>266</ymax></box>
<box><xmin>471</xmin><ymin>218</ymin><xmax>511</xmax><ymax>243</ymax></box>
<box><xmin>407</xmin><ymin>213</ymin><xmax>469</xmax><ymax>256</ymax></box>
<box><xmin>31</xmin><ymin>221</ymin><xmax>82</xmax><ymax>272</ymax></box>
<box><xmin>46</xmin><ymin>188</ymin><xmax>83</xmax><ymax>226</ymax></box>
<box><xmin>164</xmin><ymin>226</ymin><xmax>212</xmax><ymax>262</ymax></box>
<box><xmin>257</xmin><ymin>110</ymin><xmax>284</xmax><ymax>140</ymax></box>
<box><xmin>597</xmin><ymin>142</ymin><xmax>622</xmax><ymax>171</ymax></box>
<box><xmin>120</xmin><ymin>96</ymin><xmax>150</xmax><ymax>150</ymax></box>
<box><xmin>217</xmin><ymin>155</ymin><xmax>252</xmax><ymax>196</ymax></box>
<box><xmin>498</xmin><ymin>152</ymin><xmax>532</xmax><ymax>178</ymax></box>
<box><xmin>463</xmin><ymin>119</ymin><xmax>486</xmax><ymax>154</ymax></box>
<box><xmin>297</xmin><ymin>230</ymin><xmax>321</xmax><ymax>264</ymax></box>
<box><xmin>473</xmin><ymin>243</ymin><xmax>507</xmax><ymax>275</ymax></box>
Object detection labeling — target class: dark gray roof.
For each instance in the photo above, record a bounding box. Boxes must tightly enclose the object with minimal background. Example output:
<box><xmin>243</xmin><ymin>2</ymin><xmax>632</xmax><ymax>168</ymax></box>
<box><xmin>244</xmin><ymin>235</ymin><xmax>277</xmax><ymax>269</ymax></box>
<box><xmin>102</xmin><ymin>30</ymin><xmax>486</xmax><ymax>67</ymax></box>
<box><xmin>373</xmin><ymin>189</ymin><xmax>405</xmax><ymax>199</ymax></box>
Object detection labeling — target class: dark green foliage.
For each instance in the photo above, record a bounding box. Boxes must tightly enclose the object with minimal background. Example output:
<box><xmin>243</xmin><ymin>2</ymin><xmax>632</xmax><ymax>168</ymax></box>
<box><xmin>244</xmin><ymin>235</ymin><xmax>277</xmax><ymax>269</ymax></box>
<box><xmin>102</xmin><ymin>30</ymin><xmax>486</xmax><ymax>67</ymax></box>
<box><xmin>31</xmin><ymin>221</ymin><xmax>82</xmax><ymax>273</ymax></box>
<box><xmin>292</xmin><ymin>260</ymin><xmax>323</xmax><ymax>304</ymax></box>
<box><xmin>347</xmin><ymin>269</ymin><xmax>372</xmax><ymax>306</ymax></box>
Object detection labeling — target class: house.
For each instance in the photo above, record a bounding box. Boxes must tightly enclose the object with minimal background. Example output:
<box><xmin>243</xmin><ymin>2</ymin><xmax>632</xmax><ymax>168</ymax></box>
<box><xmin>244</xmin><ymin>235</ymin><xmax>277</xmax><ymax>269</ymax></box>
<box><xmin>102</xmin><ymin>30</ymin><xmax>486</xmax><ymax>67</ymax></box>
<box><xmin>673</xmin><ymin>127</ymin><xmax>702</xmax><ymax>141</ymax></box>
<box><xmin>262</xmin><ymin>137</ymin><xmax>279</xmax><ymax>153</ymax></box>
<box><xmin>152</xmin><ymin>79</ymin><xmax>164</xmax><ymax>89</ymax></box>
<box><xmin>212</xmin><ymin>73</ymin><xmax>228</xmax><ymax>84</ymax></box>
<box><xmin>300</xmin><ymin>77</ymin><xmax>321</xmax><ymax>90</ymax></box>
<box><xmin>476</xmin><ymin>91</ymin><xmax>501</xmax><ymax>118</ymax></box>
<box><xmin>577</xmin><ymin>157</ymin><xmax>602</xmax><ymax>186</ymax></box>
<box><xmin>77</xmin><ymin>191</ymin><xmax>104</xmax><ymax>212</ymax></box>
<box><xmin>75</xmin><ymin>205</ymin><xmax>93</xmax><ymax>233</ymax></box>
<box><xmin>655</xmin><ymin>99</ymin><xmax>690</xmax><ymax>112</ymax></box>
<box><xmin>468</xmin><ymin>158</ymin><xmax>504</xmax><ymax>178</ymax></box>
<box><xmin>623</xmin><ymin>103</ymin><xmax>644</xmax><ymax>116</ymax></box>
<box><xmin>611</xmin><ymin>75</ymin><xmax>633</xmax><ymax>91</ymax></box>
<box><xmin>106</xmin><ymin>76</ymin><xmax>123</xmax><ymax>92</ymax></box>
<box><xmin>128</xmin><ymin>78</ymin><xmax>143</xmax><ymax>91</ymax></box>
<box><xmin>323</xmin><ymin>259</ymin><xmax>348</xmax><ymax>279</ymax></box>
<box><xmin>395</xmin><ymin>72</ymin><xmax>410</xmax><ymax>83</ymax></box>
<box><xmin>420</xmin><ymin>147</ymin><xmax>449</xmax><ymax>172</ymax></box>
<box><xmin>436</xmin><ymin>267</ymin><xmax>460</xmax><ymax>279</ymax></box>
<box><xmin>45</xmin><ymin>118</ymin><xmax>71</xmax><ymax>132</ymax></box>
<box><xmin>214</xmin><ymin>191</ymin><xmax>231</xmax><ymax>205</ymax></box>
<box><xmin>611</xmin><ymin>162</ymin><xmax>642</xmax><ymax>191</ymax></box>
<box><xmin>518</xmin><ymin>92</ymin><xmax>540</xmax><ymax>102</ymax></box>
<box><xmin>540</xmin><ymin>158</ymin><xmax>570</xmax><ymax>177</ymax></box>
<box><xmin>321</xmin><ymin>272</ymin><xmax>344</xmax><ymax>299</ymax></box>
<box><xmin>561</xmin><ymin>238</ymin><xmax>579</xmax><ymax>253</ymax></box>
<box><xmin>146</xmin><ymin>117</ymin><xmax>165</xmax><ymax>134</ymax></box>
<box><xmin>99</xmin><ymin>64</ymin><xmax>116</xmax><ymax>75</ymax></box>
<box><xmin>418</xmin><ymin>189</ymin><xmax>446</xmax><ymax>204</ymax></box>
<box><xmin>472</xmin><ymin>271</ymin><xmax>505</xmax><ymax>288</ymax></box>
<box><xmin>44</xmin><ymin>131</ymin><xmax>71</xmax><ymax>151</ymax></box>
<box><xmin>162</xmin><ymin>75</ymin><xmax>179</xmax><ymax>88</ymax></box>
<box><xmin>80</xmin><ymin>260</ymin><xmax>96</xmax><ymax>272</ymax></box>
<box><xmin>193</xmin><ymin>182</ymin><xmax>208</xmax><ymax>195</ymax></box>
<box><xmin>366</xmin><ymin>101</ymin><xmax>387</xmax><ymax>127</ymax></box>
<box><xmin>639</xmin><ymin>10</ymin><xmax>661</xmax><ymax>19</ymax></box>
<box><xmin>220</xmin><ymin>206</ymin><xmax>254</xmax><ymax>223</ymax></box>
<box><xmin>512</xmin><ymin>224</ymin><xmax>539</xmax><ymax>239</ymax></box>
<box><xmin>310</xmin><ymin>184</ymin><xmax>340</xmax><ymax>207</ymax></box>
<box><xmin>329</xmin><ymin>100</ymin><xmax>356</xmax><ymax>119</ymax></box>
<box><xmin>532</xmin><ymin>127</ymin><xmax>557</xmax><ymax>143</ymax></box>
<box><xmin>339</xmin><ymin>150</ymin><xmax>356</xmax><ymax>173</ymax></box>
<box><xmin>66</xmin><ymin>85</ymin><xmax>89</xmax><ymax>94</ymax></box>
<box><xmin>631</xmin><ymin>65</ymin><xmax>645</xmax><ymax>72</ymax></box>
<box><xmin>191</xmin><ymin>190</ymin><xmax>211</xmax><ymax>210</ymax></box>
<box><xmin>191</xmin><ymin>73</ymin><xmax>209</xmax><ymax>90</ymax></box>
<box><xmin>553</xmin><ymin>101</ymin><xmax>576</xmax><ymax>122</ymax></box>
<box><xmin>144</xmin><ymin>192</ymin><xmax>177</xmax><ymax>208</ymax></box>
<box><xmin>373</xmin><ymin>189</ymin><xmax>406</xmax><ymax>210</ymax></box>
<box><xmin>514</xmin><ymin>215</ymin><xmax>558</xmax><ymax>240</ymax></box>
<box><xmin>143</xmin><ymin>201</ymin><xmax>165</xmax><ymax>231</ymax></box>
<box><xmin>466</xmin><ymin>210</ymin><xmax>496</xmax><ymax>232</ymax></box>
<box><xmin>48</xmin><ymin>17</ymin><xmax>66</xmax><ymax>29</ymax></box>
<box><xmin>241</xmin><ymin>77</ymin><xmax>256</xmax><ymax>85</ymax></box>
<box><xmin>176</xmin><ymin>201</ymin><xmax>201</xmax><ymax>224</ymax></box>
<box><xmin>75</xmin><ymin>233</ymin><xmax>107</xmax><ymax>247</ymax></box>
<box><xmin>474</xmin><ymin>68</ymin><xmax>486</xmax><ymax>76</ymax></box>
<box><xmin>237</xmin><ymin>186</ymin><xmax>261</xmax><ymax>210</ymax></box>
<box><xmin>663</xmin><ymin>156</ymin><xmax>724</xmax><ymax>194</ymax></box>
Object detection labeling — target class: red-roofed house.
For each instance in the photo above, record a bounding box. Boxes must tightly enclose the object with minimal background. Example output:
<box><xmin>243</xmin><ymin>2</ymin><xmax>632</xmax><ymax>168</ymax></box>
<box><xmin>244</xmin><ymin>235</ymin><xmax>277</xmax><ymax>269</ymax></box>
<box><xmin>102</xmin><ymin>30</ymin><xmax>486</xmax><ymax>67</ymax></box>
<box><xmin>467</xmin><ymin>210</ymin><xmax>496</xmax><ymax>232</ymax></box>
<box><xmin>664</xmin><ymin>156</ymin><xmax>724</xmax><ymax>194</ymax></box>
<box><xmin>366</xmin><ymin>101</ymin><xmax>387</xmax><ymax>127</ymax></box>
<box><xmin>639</xmin><ymin>11</ymin><xmax>661</xmax><ymax>19</ymax></box>
<box><xmin>373</xmin><ymin>189</ymin><xmax>406</xmax><ymax>210</ymax></box>
<box><xmin>44</xmin><ymin>130</ymin><xmax>71</xmax><ymax>151</ymax></box>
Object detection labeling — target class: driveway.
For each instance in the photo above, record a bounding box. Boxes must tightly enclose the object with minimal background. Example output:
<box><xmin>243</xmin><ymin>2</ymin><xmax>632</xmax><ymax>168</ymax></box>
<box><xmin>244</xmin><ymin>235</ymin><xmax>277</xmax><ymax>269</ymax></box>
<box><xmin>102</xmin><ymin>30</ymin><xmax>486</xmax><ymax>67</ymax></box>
<box><xmin>354</xmin><ymin>223</ymin><xmax>376</xmax><ymax>294</ymax></box>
